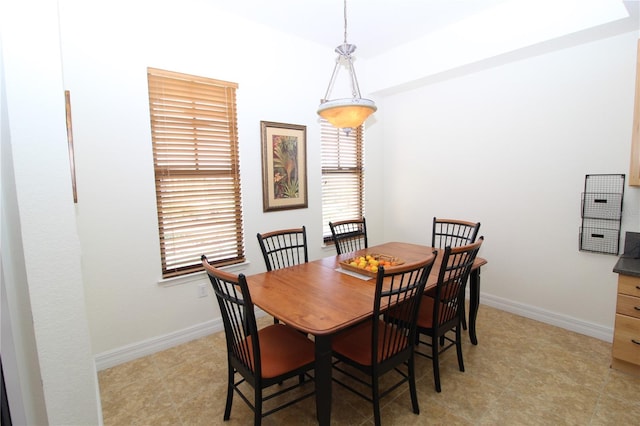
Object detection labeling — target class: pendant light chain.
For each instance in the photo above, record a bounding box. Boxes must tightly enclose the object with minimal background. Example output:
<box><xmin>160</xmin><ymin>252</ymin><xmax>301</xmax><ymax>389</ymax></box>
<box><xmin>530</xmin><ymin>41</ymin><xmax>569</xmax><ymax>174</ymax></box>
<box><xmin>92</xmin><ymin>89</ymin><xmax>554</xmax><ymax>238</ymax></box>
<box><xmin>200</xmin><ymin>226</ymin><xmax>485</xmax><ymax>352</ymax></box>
<box><xmin>317</xmin><ymin>0</ymin><xmax>377</xmax><ymax>130</ymax></box>
<box><xmin>343</xmin><ymin>0</ymin><xmax>357</xmax><ymax>98</ymax></box>
<box><xmin>343</xmin><ymin>0</ymin><xmax>348</xmax><ymax>44</ymax></box>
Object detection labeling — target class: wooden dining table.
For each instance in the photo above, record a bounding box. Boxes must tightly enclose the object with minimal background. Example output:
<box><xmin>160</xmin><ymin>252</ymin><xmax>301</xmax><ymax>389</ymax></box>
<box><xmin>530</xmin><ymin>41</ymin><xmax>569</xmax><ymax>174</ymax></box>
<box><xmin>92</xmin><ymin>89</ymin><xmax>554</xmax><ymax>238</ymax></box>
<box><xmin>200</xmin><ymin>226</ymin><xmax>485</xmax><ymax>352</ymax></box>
<box><xmin>246</xmin><ymin>241</ymin><xmax>487</xmax><ymax>425</ymax></box>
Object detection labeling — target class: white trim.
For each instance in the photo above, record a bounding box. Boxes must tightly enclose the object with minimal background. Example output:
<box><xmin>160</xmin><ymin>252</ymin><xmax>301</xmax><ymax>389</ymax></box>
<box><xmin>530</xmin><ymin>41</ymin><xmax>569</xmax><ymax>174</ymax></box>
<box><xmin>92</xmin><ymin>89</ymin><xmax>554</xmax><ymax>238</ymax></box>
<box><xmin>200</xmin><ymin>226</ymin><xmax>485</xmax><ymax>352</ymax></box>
<box><xmin>94</xmin><ymin>318</ymin><xmax>223</xmax><ymax>371</ymax></box>
<box><xmin>157</xmin><ymin>260</ymin><xmax>251</xmax><ymax>287</ymax></box>
<box><xmin>94</xmin><ymin>366</ymin><xmax>104</xmax><ymax>426</ymax></box>
<box><xmin>95</xmin><ymin>289</ymin><xmax>615</xmax><ymax>372</ymax></box>
<box><xmin>94</xmin><ymin>308</ymin><xmax>268</xmax><ymax>371</ymax></box>
<box><xmin>478</xmin><ymin>292</ymin><xmax>614</xmax><ymax>343</ymax></box>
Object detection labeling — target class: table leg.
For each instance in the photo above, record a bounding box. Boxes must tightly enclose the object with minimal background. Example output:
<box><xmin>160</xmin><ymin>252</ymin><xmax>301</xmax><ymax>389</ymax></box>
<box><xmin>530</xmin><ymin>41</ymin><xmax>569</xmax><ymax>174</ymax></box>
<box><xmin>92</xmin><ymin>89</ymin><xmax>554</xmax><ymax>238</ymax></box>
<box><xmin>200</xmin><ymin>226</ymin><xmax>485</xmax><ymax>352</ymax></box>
<box><xmin>468</xmin><ymin>267</ymin><xmax>481</xmax><ymax>345</ymax></box>
<box><xmin>315</xmin><ymin>335</ymin><xmax>332</xmax><ymax>425</ymax></box>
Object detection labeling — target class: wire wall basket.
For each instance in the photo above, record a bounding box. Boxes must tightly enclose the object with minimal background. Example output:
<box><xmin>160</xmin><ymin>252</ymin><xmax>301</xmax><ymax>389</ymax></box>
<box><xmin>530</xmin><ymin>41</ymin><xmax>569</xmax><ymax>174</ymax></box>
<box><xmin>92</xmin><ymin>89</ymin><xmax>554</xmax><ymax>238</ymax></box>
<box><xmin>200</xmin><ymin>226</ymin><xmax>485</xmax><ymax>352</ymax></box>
<box><xmin>579</xmin><ymin>174</ymin><xmax>625</xmax><ymax>255</ymax></box>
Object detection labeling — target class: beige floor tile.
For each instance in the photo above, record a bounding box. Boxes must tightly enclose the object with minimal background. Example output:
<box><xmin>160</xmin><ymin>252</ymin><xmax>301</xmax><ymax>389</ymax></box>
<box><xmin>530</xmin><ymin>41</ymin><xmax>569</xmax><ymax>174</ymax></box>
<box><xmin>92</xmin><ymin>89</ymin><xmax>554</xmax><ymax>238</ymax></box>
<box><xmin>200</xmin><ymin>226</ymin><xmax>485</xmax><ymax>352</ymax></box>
<box><xmin>98</xmin><ymin>305</ymin><xmax>639</xmax><ymax>425</ymax></box>
<box><xmin>100</xmin><ymin>376</ymin><xmax>173</xmax><ymax>422</ymax></box>
<box><xmin>590</xmin><ymin>392</ymin><xmax>640</xmax><ymax>425</ymax></box>
<box><xmin>418</xmin><ymin>372</ymin><xmax>503</xmax><ymax>422</ymax></box>
<box><xmin>98</xmin><ymin>356</ymin><xmax>157</xmax><ymax>391</ymax></box>
<box><xmin>149</xmin><ymin>336</ymin><xmax>214</xmax><ymax>371</ymax></box>
<box><xmin>602</xmin><ymin>369</ymin><xmax>640</xmax><ymax>403</ymax></box>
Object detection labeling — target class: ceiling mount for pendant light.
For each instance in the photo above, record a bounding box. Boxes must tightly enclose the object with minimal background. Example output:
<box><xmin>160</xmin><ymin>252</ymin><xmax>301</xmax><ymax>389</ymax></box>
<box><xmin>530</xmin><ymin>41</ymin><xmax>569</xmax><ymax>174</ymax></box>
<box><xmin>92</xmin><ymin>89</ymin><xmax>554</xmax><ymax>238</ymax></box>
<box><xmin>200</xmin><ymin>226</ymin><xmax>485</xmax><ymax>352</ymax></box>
<box><xmin>317</xmin><ymin>0</ymin><xmax>376</xmax><ymax>132</ymax></box>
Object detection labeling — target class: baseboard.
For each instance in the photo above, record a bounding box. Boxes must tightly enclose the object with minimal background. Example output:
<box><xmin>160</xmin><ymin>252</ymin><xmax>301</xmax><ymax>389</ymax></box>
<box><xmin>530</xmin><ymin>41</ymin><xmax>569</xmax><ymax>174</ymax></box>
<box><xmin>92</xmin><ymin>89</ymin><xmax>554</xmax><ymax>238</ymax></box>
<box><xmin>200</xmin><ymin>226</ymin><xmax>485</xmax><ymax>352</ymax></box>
<box><xmin>94</xmin><ymin>318</ymin><xmax>224</xmax><ymax>371</ymax></box>
<box><xmin>94</xmin><ymin>309</ymin><xmax>270</xmax><ymax>371</ymax></box>
<box><xmin>478</xmin><ymin>292</ymin><xmax>614</xmax><ymax>343</ymax></box>
<box><xmin>95</xmin><ymin>294</ymin><xmax>614</xmax><ymax>371</ymax></box>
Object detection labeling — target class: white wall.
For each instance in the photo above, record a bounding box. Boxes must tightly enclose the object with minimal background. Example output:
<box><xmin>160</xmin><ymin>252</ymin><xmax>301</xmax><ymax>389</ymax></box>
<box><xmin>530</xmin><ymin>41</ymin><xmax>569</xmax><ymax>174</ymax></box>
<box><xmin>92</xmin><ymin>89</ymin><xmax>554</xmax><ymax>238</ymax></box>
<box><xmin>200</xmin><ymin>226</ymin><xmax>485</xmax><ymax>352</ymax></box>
<box><xmin>3</xmin><ymin>0</ymin><xmax>636</xmax><ymax>422</ymax></box>
<box><xmin>1</xmin><ymin>37</ymin><xmax>45</xmax><ymax>426</ymax></box>
<box><xmin>365</xmin><ymin>0</ymin><xmax>633</xmax><ymax>95</ymax></box>
<box><xmin>57</xmin><ymin>0</ymin><xmax>351</xmax><ymax>358</ymax></box>
<box><xmin>58</xmin><ymin>0</ymin><xmax>639</xmax><ymax>364</ymax></box>
<box><xmin>1</xmin><ymin>0</ymin><xmax>100</xmax><ymax>423</ymax></box>
<box><xmin>369</xmin><ymin>30</ymin><xmax>640</xmax><ymax>339</ymax></box>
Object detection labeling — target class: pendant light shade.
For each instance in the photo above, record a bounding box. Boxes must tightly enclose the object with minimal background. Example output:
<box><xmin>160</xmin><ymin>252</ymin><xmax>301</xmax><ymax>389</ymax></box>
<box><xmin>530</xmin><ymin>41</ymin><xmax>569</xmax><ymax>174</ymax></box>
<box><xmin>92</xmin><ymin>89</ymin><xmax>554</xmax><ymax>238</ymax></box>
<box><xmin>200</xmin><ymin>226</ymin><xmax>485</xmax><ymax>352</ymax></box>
<box><xmin>317</xmin><ymin>0</ymin><xmax>376</xmax><ymax>131</ymax></box>
<box><xmin>317</xmin><ymin>98</ymin><xmax>376</xmax><ymax>129</ymax></box>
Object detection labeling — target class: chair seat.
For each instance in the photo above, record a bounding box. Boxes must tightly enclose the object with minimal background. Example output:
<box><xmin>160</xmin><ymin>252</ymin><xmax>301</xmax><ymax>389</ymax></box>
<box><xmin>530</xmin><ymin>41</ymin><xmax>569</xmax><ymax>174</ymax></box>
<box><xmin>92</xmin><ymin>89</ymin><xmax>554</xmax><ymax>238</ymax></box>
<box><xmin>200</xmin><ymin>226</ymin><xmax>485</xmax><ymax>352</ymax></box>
<box><xmin>416</xmin><ymin>296</ymin><xmax>435</xmax><ymax>329</ymax></box>
<box><xmin>385</xmin><ymin>297</ymin><xmax>436</xmax><ymax>330</ymax></box>
<box><xmin>332</xmin><ymin>320</ymin><xmax>408</xmax><ymax>366</ymax></box>
<box><xmin>417</xmin><ymin>295</ymin><xmax>457</xmax><ymax>330</ymax></box>
<box><xmin>247</xmin><ymin>324</ymin><xmax>315</xmax><ymax>379</ymax></box>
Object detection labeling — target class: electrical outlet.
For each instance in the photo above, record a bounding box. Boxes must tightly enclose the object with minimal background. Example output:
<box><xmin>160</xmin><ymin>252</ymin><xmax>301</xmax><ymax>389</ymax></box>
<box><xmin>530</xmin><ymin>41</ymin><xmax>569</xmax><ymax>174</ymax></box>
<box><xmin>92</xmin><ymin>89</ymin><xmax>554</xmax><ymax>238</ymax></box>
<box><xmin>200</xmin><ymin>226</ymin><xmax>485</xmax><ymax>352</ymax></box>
<box><xmin>197</xmin><ymin>283</ymin><xmax>208</xmax><ymax>298</ymax></box>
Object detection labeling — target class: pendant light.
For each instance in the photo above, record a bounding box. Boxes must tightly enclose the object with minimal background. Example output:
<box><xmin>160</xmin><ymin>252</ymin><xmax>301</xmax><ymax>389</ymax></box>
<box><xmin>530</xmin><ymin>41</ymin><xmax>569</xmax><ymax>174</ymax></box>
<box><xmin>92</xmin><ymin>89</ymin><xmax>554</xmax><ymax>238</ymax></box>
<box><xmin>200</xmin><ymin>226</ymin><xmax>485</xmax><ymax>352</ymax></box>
<box><xmin>317</xmin><ymin>0</ymin><xmax>376</xmax><ymax>132</ymax></box>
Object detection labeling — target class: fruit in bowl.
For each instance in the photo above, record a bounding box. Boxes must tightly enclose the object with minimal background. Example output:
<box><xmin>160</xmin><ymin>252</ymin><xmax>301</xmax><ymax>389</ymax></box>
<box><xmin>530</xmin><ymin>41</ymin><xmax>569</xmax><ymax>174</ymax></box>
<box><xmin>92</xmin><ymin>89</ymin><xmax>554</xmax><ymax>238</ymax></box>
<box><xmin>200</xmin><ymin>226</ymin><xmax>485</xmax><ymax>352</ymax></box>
<box><xmin>341</xmin><ymin>253</ymin><xmax>403</xmax><ymax>276</ymax></box>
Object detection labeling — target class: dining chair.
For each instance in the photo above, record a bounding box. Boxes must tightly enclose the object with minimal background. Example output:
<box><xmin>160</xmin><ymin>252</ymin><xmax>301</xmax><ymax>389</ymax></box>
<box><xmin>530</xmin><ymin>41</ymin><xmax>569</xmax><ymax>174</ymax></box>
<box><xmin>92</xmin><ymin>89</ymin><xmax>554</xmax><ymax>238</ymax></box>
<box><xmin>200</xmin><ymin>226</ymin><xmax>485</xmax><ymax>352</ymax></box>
<box><xmin>256</xmin><ymin>226</ymin><xmax>308</xmax><ymax>325</ymax></box>
<box><xmin>432</xmin><ymin>217</ymin><xmax>481</xmax><ymax>250</ymax></box>
<box><xmin>331</xmin><ymin>253</ymin><xmax>437</xmax><ymax>426</ymax></box>
<box><xmin>201</xmin><ymin>255</ymin><xmax>316</xmax><ymax>425</ymax></box>
<box><xmin>415</xmin><ymin>237</ymin><xmax>484</xmax><ymax>392</ymax></box>
<box><xmin>257</xmin><ymin>226</ymin><xmax>308</xmax><ymax>272</ymax></box>
<box><xmin>430</xmin><ymin>217</ymin><xmax>481</xmax><ymax>330</ymax></box>
<box><xmin>329</xmin><ymin>217</ymin><xmax>368</xmax><ymax>255</ymax></box>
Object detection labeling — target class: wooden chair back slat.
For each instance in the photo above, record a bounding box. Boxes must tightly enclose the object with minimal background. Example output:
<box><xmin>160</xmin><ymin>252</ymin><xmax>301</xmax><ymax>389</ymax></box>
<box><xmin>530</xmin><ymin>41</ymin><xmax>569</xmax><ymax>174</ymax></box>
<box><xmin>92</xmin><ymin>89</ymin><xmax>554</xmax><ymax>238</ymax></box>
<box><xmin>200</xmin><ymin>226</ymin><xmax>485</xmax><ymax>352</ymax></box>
<box><xmin>329</xmin><ymin>218</ymin><xmax>368</xmax><ymax>255</ymax></box>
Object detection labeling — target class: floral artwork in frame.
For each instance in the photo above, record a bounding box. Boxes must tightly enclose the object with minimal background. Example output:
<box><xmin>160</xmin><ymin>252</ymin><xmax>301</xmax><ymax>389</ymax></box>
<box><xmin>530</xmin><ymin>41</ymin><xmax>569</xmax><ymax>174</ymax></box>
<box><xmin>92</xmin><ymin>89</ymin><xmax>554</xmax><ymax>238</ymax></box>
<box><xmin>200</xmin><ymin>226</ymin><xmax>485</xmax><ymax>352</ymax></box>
<box><xmin>260</xmin><ymin>121</ymin><xmax>308</xmax><ymax>212</ymax></box>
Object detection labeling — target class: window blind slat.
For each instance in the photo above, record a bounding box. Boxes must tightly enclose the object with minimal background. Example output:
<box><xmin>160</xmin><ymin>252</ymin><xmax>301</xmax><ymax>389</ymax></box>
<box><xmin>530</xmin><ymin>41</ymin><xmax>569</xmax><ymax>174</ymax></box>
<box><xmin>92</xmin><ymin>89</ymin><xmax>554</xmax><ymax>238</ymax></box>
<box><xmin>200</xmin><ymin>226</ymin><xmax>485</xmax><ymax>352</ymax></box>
<box><xmin>321</xmin><ymin>121</ymin><xmax>365</xmax><ymax>239</ymax></box>
<box><xmin>148</xmin><ymin>67</ymin><xmax>244</xmax><ymax>277</ymax></box>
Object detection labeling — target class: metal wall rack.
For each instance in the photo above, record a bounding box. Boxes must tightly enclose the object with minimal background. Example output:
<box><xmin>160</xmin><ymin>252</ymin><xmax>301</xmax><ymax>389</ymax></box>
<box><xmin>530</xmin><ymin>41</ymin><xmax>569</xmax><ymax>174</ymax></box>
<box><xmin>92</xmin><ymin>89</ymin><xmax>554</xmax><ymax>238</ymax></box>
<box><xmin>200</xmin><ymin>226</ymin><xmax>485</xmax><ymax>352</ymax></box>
<box><xmin>579</xmin><ymin>174</ymin><xmax>625</xmax><ymax>255</ymax></box>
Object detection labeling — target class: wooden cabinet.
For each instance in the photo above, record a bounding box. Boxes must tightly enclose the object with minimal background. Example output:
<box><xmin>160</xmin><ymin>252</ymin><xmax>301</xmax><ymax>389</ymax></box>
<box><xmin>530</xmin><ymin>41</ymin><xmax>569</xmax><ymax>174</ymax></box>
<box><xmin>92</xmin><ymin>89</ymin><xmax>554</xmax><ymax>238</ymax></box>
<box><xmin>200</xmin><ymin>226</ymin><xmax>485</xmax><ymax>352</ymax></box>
<box><xmin>612</xmin><ymin>274</ymin><xmax>640</xmax><ymax>374</ymax></box>
<box><xmin>630</xmin><ymin>40</ymin><xmax>640</xmax><ymax>186</ymax></box>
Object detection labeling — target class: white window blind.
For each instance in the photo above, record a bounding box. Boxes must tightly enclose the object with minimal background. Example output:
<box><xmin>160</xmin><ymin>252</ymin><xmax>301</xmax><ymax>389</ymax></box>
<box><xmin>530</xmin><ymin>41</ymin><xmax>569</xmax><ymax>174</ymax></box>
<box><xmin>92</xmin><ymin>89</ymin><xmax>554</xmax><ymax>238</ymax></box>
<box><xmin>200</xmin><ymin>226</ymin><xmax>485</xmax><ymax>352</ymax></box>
<box><xmin>321</xmin><ymin>121</ymin><xmax>365</xmax><ymax>240</ymax></box>
<box><xmin>147</xmin><ymin>67</ymin><xmax>245</xmax><ymax>278</ymax></box>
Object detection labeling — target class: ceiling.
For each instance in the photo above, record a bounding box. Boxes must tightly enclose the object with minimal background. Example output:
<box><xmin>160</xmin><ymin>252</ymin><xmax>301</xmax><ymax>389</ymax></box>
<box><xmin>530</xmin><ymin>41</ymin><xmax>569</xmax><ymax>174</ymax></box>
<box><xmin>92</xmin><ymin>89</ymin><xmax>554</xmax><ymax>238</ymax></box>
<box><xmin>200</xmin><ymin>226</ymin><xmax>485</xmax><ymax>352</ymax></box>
<box><xmin>216</xmin><ymin>0</ymin><xmax>514</xmax><ymax>58</ymax></box>
<box><xmin>216</xmin><ymin>1</ymin><xmax>639</xmax><ymax>59</ymax></box>
<box><xmin>215</xmin><ymin>0</ymin><xmax>637</xmax><ymax>96</ymax></box>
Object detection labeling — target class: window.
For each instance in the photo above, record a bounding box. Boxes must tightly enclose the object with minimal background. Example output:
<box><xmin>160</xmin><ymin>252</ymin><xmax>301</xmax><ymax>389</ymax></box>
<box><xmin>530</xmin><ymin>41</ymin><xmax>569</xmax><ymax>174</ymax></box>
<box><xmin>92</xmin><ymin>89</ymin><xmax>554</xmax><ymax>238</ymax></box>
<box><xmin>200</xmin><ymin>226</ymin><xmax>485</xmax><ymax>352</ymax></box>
<box><xmin>147</xmin><ymin>67</ymin><xmax>245</xmax><ymax>278</ymax></box>
<box><xmin>321</xmin><ymin>121</ymin><xmax>365</xmax><ymax>241</ymax></box>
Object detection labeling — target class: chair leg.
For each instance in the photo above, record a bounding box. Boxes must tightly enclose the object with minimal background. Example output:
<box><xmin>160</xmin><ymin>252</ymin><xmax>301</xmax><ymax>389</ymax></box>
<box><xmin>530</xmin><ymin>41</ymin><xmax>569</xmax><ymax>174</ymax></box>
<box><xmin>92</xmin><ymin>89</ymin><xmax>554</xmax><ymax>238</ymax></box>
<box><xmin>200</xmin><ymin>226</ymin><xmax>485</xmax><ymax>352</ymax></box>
<box><xmin>224</xmin><ymin>369</ymin><xmax>234</xmax><ymax>420</ymax></box>
<box><xmin>456</xmin><ymin>325</ymin><xmax>465</xmax><ymax>372</ymax></box>
<box><xmin>432</xmin><ymin>336</ymin><xmax>441</xmax><ymax>393</ymax></box>
<box><xmin>461</xmin><ymin>303</ymin><xmax>468</xmax><ymax>330</ymax></box>
<box><xmin>254</xmin><ymin>386</ymin><xmax>262</xmax><ymax>426</ymax></box>
<box><xmin>372</xmin><ymin>376</ymin><xmax>382</xmax><ymax>426</ymax></box>
<box><xmin>408</xmin><ymin>357</ymin><xmax>420</xmax><ymax>414</ymax></box>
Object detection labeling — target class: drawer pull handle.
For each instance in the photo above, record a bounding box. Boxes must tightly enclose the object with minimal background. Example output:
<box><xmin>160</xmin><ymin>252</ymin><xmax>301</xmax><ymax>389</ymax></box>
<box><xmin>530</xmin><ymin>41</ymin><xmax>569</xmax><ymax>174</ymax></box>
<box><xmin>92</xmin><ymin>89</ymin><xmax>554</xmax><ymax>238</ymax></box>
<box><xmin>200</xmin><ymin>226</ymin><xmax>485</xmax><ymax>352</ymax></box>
<box><xmin>636</xmin><ymin>306</ymin><xmax>640</xmax><ymax>311</ymax></box>
<box><xmin>637</xmin><ymin>286</ymin><xmax>640</xmax><ymax>290</ymax></box>
<box><xmin>633</xmin><ymin>339</ymin><xmax>640</xmax><ymax>346</ymax></box>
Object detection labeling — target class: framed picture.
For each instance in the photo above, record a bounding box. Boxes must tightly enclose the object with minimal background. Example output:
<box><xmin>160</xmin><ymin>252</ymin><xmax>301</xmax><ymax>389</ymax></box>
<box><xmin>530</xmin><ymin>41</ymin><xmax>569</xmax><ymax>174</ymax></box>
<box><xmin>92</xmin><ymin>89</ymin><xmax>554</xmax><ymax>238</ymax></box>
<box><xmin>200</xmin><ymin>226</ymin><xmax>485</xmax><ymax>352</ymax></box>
<box><xmin>65</xmin><ymin>90</ymin><xmax>78</xmax><ymax>203</ymax></box>
<box><xmin>260</xmin><ymin>121</ymin><xmax>308</xmax><ymax>212</ymax></box>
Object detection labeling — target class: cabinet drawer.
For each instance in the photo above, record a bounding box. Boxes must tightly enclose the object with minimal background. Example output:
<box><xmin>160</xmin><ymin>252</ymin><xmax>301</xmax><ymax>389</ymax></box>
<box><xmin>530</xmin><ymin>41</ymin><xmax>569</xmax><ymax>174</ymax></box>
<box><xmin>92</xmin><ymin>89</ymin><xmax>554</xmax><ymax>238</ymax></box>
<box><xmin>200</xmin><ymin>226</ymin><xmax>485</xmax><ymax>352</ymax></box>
<box><xmin>618</xmin><ymin>274</ymin><xmax>640</xmax><ymax>297</ymax></box>
<box><xmin>617</xmin><ymin>294</ymin><xmax>640</xmax><ymax>319</ymax></box>
<box><xmin>612</xmin><ymin>314</ymin><xmax>640</xmax><ymax>365</ymax></box>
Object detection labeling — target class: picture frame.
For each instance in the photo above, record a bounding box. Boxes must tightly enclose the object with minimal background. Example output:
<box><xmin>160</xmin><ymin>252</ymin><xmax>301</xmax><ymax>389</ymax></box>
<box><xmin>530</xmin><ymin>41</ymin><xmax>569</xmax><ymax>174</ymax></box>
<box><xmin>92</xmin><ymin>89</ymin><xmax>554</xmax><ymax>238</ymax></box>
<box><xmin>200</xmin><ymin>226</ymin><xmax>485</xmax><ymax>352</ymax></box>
<box><xmin>65</xmin><ymin>90</ymin><xmax>78</xmax><ymax>203</ymax></box>
<box><xmin>260</xmin><ymin>121</ymin><xmax>308</xmax><ymax>212</ymax></box>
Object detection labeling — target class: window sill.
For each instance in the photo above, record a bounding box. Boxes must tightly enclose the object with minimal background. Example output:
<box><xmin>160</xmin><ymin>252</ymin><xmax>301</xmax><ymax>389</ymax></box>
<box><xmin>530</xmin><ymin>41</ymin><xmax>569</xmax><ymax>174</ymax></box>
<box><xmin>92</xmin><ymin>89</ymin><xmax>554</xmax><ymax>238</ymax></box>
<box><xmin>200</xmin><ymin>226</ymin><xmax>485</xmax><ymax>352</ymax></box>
<box><xmin>321</xmin><ymin>243</ymin><xmax>337</xmax><ymax>254</ymax></box>
<box><xmin>157</xmin><ymin>260</ymin><xmax>251</xmax><ymax>287</ymax></box>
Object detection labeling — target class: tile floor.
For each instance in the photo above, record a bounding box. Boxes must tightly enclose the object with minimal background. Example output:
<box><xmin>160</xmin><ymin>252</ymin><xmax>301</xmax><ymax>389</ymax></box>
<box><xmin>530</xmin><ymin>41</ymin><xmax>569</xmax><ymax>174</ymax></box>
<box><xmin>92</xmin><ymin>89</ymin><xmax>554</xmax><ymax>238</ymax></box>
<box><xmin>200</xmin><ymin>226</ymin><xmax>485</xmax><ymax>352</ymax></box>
<box><xmin>98</xmin><ymin>305</ymin><xmax>640</xmax><ymax>425</ymax></box>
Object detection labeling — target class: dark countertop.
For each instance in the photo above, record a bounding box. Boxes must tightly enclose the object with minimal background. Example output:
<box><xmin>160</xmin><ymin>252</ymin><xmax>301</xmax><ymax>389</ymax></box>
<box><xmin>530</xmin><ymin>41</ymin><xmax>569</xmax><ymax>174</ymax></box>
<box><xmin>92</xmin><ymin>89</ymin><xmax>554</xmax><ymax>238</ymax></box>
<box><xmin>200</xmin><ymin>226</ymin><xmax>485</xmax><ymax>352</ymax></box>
<box><xmin>614</xmin><ymin>232</ymin><xmax>640</xmax><ymax>277</ymax></box>
<box><xmin>613</xmin><ymin>256</ymin><xmax>640</xmax><ymax>277</ymax></box>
